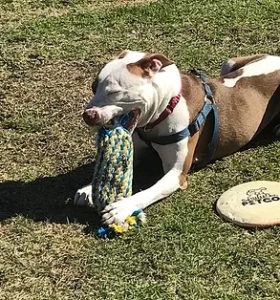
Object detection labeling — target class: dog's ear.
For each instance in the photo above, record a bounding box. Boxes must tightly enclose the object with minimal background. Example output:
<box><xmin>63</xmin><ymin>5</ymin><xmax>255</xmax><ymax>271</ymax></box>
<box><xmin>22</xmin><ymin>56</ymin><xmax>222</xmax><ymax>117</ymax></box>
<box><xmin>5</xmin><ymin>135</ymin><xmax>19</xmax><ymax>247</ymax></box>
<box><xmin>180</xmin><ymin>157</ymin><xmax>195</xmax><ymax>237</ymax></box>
<box><xmin>127</xmin><ymin>53</ymin><xmax>173</xmax><ymax>78</ymax></box>
<box><xmin>114</xmin><ymin>49</ymin><xmax>130</xmax><ymax>59</ymax></box>
<box><xmin>148</xmin><ymin>54</ymin><xmax>173</xmax><ymax>69</ymax></box>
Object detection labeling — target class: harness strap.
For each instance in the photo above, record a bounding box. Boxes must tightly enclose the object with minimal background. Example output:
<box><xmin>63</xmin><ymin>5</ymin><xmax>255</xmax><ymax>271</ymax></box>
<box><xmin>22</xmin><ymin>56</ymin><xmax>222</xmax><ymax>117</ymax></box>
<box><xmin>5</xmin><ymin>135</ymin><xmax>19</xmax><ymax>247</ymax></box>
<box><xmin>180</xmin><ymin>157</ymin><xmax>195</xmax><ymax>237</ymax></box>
<box><xmin>190</xmin><ymin>69</ymin><xmax>219</xmax><ymax>167</ymax></box>
<box><xmin>206</xmin><ymin>103</ymin><xmax>219</xmax><ymax>165</ymax></box>
<box><xmin>137</xmin><ymin>127</ymin><xmax>188</xmax><ymax>145</ymax></box>
<box><xmin>138</xmin><ymin>100</ymin><xmax>213</xmax><ymax>145</ymax></box>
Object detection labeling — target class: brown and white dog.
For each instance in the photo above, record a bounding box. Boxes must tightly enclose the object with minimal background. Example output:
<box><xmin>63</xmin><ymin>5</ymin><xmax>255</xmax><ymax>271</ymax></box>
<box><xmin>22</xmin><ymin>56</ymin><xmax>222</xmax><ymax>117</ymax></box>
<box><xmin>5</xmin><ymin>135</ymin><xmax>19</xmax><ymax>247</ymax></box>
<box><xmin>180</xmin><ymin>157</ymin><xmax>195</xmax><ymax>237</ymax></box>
<box><xmin>74</xmin><ymin>50</ymin><xmax>280</xmax><ymax>225</ymax></box>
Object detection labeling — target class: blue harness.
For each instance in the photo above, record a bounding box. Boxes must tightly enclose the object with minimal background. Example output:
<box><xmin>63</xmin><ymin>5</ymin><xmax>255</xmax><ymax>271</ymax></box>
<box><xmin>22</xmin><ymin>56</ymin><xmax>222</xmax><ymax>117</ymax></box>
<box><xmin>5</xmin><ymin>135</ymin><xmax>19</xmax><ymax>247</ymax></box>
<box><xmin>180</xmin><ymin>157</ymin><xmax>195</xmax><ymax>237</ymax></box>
<box><xmin>137</xmin><ymin>69</ymin><xmax>219</xmax><ymax>167</ymax></box>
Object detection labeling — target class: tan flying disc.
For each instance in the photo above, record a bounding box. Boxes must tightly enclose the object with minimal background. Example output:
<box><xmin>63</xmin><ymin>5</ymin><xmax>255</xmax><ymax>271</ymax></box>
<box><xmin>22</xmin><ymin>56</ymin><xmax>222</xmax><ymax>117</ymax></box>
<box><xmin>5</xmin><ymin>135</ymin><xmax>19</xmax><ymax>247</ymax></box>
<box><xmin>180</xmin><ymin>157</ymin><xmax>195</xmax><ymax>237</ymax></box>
<box><xmin>216</xmin><ymin>181</ymin><xmax>280</xmax><ymax>228</ymax></box>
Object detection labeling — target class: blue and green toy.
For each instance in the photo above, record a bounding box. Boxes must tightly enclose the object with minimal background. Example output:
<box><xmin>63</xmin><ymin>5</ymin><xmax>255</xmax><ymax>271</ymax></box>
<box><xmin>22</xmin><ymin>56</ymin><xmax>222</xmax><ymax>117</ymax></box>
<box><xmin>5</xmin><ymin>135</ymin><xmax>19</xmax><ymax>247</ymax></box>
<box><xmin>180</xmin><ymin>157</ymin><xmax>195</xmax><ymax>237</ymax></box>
<box><xmin>91</xmin><ymin>114</ymin><xmax>146</xmax><ymax>238</ymax></box>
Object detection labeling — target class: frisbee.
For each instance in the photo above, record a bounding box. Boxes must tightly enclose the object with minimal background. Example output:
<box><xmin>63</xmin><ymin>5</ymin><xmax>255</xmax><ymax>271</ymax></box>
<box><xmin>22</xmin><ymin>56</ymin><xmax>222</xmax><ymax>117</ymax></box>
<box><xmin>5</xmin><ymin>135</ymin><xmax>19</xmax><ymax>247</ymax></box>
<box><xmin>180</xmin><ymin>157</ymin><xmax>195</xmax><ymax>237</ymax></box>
<box><xmin>216</xmin><ymin>181</ymin><xmax>280</xmax><ymax>228</ymax></box>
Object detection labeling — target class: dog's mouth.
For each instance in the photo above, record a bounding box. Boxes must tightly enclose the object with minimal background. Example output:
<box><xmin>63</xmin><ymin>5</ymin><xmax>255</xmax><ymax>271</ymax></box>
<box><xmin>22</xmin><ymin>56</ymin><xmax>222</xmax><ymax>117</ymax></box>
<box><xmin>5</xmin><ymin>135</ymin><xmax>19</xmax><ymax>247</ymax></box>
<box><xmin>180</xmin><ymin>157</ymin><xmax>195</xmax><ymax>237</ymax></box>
<box><xmin>109</xmin><ymin>109</ymin><xmax>141</xmax><ymax>133</ymax></box>
<box><xmin>123</xmin><ymin>109</ymin><xmax>141</xmax><ymax>132</ymax></box>
<box><xmin>83</xmin><ymin>107</ymin><xmax>141</xmax><ymax>133</ymax></box>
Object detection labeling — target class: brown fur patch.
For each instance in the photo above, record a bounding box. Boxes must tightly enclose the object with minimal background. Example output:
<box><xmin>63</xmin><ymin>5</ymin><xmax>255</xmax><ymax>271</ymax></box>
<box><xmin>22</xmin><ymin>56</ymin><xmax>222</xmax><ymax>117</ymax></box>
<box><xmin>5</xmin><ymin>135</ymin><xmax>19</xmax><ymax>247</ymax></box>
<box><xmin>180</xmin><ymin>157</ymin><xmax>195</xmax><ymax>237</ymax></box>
<box><xmin>127</xmin><ymin>63</ymin><xmax>151</xmax><ymax>78</ymax></box>
<box><xmin>181</xmin><ymin>72</ymin><xmax>205</xmax><ymax>121</ymax></box>
<box><xmin>179</xmin><ymin>174</ymin><xmax>188</xmax><ymax>189</ymax></box>
<box><xmin>127</xmin><ymin>53</ymin><xmax>173</xmax><ymax>78</ymax></box>
<box><xmin>179</xmin><ymin>133</ymin><xmax>200</xmax><ymax>189</ymax></box>
<box><xmin>147</xmin><ymin>54</ymin><xmax>173</xmax><ymax>68</ymax></box>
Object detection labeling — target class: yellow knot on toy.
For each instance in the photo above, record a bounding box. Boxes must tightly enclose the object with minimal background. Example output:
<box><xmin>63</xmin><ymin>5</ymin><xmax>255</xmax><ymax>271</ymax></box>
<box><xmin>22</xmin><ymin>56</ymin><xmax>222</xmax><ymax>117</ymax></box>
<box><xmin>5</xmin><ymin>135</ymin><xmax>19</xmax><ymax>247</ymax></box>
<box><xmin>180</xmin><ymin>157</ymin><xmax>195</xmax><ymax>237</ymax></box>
<box><xmin>98</xmin><ymin>209</ymin><xmax>146</xmax><ymax>238</ymax></box>
<box><xmin>109</xmin><ymin>223</ymin><xmax>128</xmax><ymax>234</ymax></box>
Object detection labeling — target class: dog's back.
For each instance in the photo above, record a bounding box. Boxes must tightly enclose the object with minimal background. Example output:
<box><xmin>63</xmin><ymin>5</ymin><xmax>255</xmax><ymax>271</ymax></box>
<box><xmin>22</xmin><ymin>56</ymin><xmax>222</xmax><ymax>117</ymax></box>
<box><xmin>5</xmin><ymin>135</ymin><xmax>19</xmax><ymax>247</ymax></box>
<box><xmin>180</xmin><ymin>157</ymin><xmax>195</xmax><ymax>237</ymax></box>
<box><xmin>193</xmin><ymin>55</ymin><xmax>280</xmax><ymax>161</ymax></box>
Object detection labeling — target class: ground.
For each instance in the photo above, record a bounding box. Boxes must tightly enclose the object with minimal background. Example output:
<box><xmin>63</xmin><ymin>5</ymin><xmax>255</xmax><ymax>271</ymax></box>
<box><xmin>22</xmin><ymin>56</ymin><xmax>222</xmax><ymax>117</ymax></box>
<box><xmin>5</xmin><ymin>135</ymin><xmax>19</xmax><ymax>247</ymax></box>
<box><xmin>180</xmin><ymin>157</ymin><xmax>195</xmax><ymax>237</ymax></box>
<box><xmin>0</xmin><ymin>0</ymin><xmax>280</xmax><ymax>299</ymax></box>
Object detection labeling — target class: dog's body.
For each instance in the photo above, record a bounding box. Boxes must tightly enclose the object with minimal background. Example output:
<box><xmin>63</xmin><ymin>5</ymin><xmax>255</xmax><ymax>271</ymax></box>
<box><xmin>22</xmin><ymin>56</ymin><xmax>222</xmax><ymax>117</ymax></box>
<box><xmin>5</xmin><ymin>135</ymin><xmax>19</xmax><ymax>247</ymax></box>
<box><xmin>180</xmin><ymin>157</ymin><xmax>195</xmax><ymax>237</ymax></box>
<box><xmin>75</xmin><ymin>51</ymin><xmax>280</xmax><ymax>225</ymax></box>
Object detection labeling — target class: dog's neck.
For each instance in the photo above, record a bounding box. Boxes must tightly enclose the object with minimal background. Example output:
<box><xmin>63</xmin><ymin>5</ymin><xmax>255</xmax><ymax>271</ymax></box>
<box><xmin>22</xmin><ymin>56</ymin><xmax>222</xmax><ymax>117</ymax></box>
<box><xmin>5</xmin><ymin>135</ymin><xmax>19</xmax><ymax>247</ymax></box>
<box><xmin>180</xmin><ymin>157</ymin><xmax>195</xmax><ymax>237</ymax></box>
<box><xmin>143</xmin><ymin>69</ymin><xmax>206</xmax><ymax>128</ymax></box>
<box><xmin>145</xmin><ymin>64</ymin><xmax>182</xmax><ymax>124</ymax></box>
<box><xmin>137</xmin><ymin>70</ymin><xmax>207</xmax><ymax>139</ymax></box>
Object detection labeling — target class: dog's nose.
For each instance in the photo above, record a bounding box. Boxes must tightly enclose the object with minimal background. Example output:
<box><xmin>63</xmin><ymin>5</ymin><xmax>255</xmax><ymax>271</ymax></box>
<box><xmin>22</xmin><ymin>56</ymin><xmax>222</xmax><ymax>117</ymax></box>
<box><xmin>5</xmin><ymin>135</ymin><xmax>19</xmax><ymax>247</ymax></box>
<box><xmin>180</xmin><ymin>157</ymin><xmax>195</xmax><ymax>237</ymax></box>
<box><xmin>82</xmin><ymin>107</ymin><xmax>101</xmax><ymax>126</ymax></box>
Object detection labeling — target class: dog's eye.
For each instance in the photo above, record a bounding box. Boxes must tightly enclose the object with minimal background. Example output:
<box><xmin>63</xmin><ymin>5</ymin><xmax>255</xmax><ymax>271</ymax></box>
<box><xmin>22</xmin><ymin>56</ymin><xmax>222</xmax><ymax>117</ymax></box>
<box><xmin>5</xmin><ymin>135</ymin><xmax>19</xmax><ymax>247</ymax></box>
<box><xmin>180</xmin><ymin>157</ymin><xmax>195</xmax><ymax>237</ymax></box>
<box><xmin>92</xmin><ymin>78</ymin><xmax>99</xmax><ymax>94</ymax></box>
<box><xmin>106</xmin><ymin>89</ymin><xmax>121</xmax><ymax>96</ymax></box>
<box><xmin>92</xmin><ymin>64</ymin><xmax>106</xmax><ymax>94</ymax></box>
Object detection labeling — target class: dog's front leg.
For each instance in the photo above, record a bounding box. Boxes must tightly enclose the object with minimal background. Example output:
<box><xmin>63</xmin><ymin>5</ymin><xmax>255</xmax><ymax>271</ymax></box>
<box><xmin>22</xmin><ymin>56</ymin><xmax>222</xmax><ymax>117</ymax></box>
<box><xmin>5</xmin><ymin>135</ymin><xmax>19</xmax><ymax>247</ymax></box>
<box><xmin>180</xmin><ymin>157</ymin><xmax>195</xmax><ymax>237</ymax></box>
<box><xmin>101</xmin><ymin>168</ymin><xmax>183</xmax><ymax>225</ymax></box>
<box><xmin>101</xmin><ymin>135</ymin><xmax>198</xmax><ymax>225</ymax></box>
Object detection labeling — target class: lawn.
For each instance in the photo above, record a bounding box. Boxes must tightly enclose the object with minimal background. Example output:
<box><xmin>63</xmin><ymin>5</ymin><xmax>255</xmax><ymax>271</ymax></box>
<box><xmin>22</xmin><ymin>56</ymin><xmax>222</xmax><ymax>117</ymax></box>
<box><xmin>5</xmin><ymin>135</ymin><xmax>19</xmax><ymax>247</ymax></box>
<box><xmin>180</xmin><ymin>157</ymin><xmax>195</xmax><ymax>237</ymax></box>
<box><xmin>1</xmin><ymin>0</ymin><xmax>280</xmax><ymax>299</ymax></box>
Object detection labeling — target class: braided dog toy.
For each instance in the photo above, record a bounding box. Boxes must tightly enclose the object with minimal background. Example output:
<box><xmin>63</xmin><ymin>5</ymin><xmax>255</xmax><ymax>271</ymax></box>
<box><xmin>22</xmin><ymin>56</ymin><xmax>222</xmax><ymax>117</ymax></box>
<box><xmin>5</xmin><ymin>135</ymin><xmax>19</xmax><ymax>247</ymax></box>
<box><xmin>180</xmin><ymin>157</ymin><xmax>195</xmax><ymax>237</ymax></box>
<box><xmin>92</xmin><ymin>115</ymin><xmax>146</xmax><ymax>238</ymax></box>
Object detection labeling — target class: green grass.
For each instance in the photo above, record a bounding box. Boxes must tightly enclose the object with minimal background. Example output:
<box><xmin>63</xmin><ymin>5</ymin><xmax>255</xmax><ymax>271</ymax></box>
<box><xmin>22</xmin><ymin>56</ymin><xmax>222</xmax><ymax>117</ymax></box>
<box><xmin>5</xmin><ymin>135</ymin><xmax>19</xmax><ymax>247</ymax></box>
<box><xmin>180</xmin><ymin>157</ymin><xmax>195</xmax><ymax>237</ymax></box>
<box><xmin>1</xmin><ymin>0</ymin><xmax>280</xmax><ymax>299</ymax></box>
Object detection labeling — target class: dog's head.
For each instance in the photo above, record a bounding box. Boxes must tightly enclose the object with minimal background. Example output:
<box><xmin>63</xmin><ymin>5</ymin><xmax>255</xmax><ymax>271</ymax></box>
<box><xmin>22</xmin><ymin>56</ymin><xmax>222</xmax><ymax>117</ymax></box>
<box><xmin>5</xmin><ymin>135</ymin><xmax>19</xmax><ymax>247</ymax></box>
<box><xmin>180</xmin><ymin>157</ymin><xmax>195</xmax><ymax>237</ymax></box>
<box><xmin>83</xmin><ymin>50</ymin><xmax>178</xmax><ymax>129</ymax></box>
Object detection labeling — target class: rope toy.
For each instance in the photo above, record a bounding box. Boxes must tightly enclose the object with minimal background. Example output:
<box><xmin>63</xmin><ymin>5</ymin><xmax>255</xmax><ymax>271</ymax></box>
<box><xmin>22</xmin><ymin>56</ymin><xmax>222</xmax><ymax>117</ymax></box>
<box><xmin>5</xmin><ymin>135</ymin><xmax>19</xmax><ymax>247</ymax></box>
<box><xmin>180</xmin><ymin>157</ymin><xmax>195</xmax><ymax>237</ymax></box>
<box><xmin>92</xmin><ymin>114</ymin><xmax>146</xmax><ymax>238</ymax></box>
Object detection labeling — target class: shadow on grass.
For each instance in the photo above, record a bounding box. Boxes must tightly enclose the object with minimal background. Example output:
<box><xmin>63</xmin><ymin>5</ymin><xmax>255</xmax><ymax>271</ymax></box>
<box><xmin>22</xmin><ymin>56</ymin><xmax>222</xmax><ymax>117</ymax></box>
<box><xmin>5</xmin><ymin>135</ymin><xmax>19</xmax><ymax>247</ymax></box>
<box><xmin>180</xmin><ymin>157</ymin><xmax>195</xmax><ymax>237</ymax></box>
<box><xmin>0</xmin><ymin>123</ymin><xmax>278</xmax><ymax>231</ymax></box>
<box><xmin>237</xmin><ymin>122</ymin><xmax>279</xmax><ymax>153</ymax></box>
<box><xmin>0</xmin><ymin>147</ymin><xmax>163</xmax><ymax>232</ymax></box>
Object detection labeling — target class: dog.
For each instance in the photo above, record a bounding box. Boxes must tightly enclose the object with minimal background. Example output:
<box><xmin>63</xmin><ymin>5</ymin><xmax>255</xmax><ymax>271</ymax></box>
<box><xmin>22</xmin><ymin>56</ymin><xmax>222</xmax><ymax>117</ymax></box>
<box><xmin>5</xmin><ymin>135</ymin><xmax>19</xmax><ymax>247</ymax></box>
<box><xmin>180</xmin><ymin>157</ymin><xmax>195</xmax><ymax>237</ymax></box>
<box><xmin>74</xmin><ymin>50</ymin><xmax>280</xmax><ymax>226</ymax></box>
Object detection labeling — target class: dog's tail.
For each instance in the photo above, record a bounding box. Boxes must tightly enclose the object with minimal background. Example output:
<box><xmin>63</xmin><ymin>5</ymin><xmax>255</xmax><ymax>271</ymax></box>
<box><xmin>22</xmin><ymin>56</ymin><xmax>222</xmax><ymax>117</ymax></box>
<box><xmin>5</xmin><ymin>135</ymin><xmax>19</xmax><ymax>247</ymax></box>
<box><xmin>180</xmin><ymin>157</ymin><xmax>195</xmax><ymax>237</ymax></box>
<box><xmin>220</xmin><ymin>54</ymin><xmax>266</xmax><ymax>76</ymax></box>
<box><xmin>220</xmin><ymin>59</ymin><xmax>236</xmax><ymax>76</ymax></box>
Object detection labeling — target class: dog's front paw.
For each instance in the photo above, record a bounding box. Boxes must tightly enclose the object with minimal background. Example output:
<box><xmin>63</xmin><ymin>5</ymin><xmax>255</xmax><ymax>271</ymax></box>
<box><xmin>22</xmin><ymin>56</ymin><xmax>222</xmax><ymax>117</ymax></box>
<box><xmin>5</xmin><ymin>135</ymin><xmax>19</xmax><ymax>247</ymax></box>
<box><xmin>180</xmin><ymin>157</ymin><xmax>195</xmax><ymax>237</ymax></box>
<box><xmin>101</xmin><ymin>198</ymin><xmax>140</xmax><ymax>225</ymax></box>
<box><xmin>74</xmin><ymin>184</ymin><xmax>94</xmax><ymax>207</ymax></box>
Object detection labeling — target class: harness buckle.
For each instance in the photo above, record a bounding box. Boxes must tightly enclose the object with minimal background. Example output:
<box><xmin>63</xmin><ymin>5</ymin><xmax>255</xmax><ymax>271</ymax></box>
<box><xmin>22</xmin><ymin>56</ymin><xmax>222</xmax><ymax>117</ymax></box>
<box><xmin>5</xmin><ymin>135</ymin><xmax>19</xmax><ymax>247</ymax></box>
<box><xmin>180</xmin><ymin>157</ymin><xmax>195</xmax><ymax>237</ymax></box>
<box><xmin>188</xmin><ymin>121</ymin><xmax>200</xmax><ymax>136</ymax></box>
<box><xmin>204</xmin><ymin>84</ymin><xmax>215</xmax><ymax>103</ymax></box>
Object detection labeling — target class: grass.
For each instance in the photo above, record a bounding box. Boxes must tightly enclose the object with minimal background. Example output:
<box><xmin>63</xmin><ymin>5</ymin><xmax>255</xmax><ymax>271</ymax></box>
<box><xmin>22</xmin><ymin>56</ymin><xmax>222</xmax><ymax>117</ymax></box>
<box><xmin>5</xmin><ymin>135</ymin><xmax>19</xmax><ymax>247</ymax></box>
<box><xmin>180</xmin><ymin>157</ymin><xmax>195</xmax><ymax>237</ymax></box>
<box><xmin>1</xmin><ymin>0</ymin><xmax>280</xmax><ymax>299</ymax></box>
